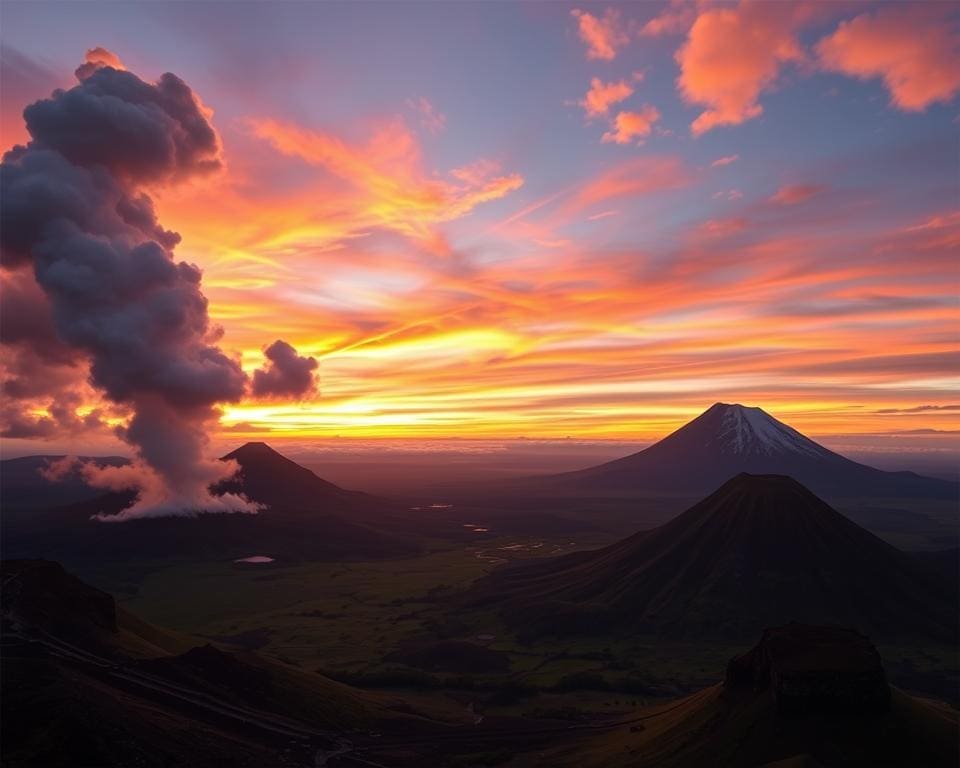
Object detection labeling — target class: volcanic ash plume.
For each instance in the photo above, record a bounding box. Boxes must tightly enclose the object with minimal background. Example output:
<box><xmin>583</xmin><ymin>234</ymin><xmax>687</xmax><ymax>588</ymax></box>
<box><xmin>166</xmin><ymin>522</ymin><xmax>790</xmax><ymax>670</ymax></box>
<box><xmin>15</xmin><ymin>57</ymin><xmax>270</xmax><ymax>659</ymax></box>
<box><xmin>0</xmin><ymin>49</ymin><xmax>257</xmax><ymax>521</ymax></box>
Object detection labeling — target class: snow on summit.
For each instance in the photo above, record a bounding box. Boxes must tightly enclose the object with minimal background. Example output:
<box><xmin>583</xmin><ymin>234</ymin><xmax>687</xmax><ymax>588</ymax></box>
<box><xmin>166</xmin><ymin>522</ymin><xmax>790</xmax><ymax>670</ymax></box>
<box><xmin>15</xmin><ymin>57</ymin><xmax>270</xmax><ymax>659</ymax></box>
<box><xmin>713</xmin><ymin>404</ymin><xmax>828</xmax><ymax>458</ymax></box>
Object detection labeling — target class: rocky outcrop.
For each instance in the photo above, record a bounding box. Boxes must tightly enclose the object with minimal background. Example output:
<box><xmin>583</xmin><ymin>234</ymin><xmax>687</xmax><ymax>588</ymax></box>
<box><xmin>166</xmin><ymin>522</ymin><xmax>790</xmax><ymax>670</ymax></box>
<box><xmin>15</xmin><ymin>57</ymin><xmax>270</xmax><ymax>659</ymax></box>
<box><xmin>726</xmin><ymin>623</ymin><xmax>890</xmax><ymax>717</ymax></box>
<box><xmin>1</xmin><ymin>559</ymin><xmax>117</xmax><ymax>635</ymax></box>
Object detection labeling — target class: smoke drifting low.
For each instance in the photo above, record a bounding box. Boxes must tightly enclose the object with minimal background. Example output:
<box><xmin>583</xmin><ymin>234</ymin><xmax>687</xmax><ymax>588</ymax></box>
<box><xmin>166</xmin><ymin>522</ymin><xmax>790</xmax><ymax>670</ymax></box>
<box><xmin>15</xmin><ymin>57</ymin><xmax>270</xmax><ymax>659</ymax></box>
<box><xmin>0</xmin><ymin>50</ymin><xmax>310</xmax><ymax>521</ymax></box>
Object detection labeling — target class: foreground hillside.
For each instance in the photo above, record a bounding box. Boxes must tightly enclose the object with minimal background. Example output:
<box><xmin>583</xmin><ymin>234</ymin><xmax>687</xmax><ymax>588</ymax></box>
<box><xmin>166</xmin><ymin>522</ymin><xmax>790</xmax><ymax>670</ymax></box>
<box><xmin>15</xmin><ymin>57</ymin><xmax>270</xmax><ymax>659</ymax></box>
<box><xmin>545</xmin><ymin>624</ymin><xmax>958</xmax><ymax>768</ymax></box>
<box><xmin>1</xmin><ymin>560</ymin><xmax>385</xmax><ymax>767</ymax></box>
<box><xmin>3</xmin><ymin>560</ymin><xmax>956</xmax><ymax>767</ymax></box>
<box><xmin>469</xmin><ymin>474</ymin><xmax>958</xmax><ymax>642</ymax></box>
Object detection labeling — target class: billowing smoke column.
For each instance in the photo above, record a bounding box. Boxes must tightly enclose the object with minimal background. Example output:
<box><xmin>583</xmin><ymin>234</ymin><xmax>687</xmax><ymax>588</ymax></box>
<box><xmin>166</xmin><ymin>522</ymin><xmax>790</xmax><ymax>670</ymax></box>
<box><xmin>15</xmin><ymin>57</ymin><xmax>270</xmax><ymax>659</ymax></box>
<box><xmin>1</xmin><ymin>50</ymin><xmax>262</xmax><ymax>521</ymax></box>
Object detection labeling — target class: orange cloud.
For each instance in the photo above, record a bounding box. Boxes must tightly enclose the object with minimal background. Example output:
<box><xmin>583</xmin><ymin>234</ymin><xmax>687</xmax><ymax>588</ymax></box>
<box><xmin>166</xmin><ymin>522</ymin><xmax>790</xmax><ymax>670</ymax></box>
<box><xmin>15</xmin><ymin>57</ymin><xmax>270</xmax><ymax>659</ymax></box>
<box><xmin>74</xmin><ymin>46</ymin><xmax>127</xmax><ymax>81</ymax></box>
<box><xmin>602</xmin><ymin>106</ymin><xmax>661</xmax><ymax>144</ymax></box>
<box><xmin>571</xmin><ymin>7</ymin><xmax>630</xmax><ymax>61</ymax></box>
<box><xmin>817</xmin><ymin>4</ymin><xmax>960</xmax><ymax>112</ymax></box>
<box><xmin>580</xmin><ymin>77</ymin><xmax>634</xmax><ymax>118</ymax></box>
<box><xmin>676</xmin><ymin>3</ymin><xmax>807</xmax><ymax>135</ymax></box>
<box><xmin>770</xmin><ymin>184</ymin><xmax>823</xmax><ymax>205</ymax></box>
<box><xmin>249</xmin><ymin>117</ymin><xmax>522</xmax><ymax>245</ymax></box>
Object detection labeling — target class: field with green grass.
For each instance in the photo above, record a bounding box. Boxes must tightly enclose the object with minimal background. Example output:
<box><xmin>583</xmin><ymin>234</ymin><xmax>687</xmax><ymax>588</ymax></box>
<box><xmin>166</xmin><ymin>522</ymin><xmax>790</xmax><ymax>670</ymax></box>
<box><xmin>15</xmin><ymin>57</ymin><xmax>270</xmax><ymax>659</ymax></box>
<box><xmin>72</xmin><ymin>517</ymin><xmax>957</xmax><ymax>721</ymax></box>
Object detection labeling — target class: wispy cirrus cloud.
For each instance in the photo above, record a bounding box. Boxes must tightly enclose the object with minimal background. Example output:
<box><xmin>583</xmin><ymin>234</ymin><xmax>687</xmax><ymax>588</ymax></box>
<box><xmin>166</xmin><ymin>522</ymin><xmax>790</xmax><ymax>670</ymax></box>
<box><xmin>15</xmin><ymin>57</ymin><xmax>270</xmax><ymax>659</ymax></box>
<box><xmin>247</xmin><ymin>116</ymin><xmax>523</xmax><ymax>248</ymax></box>
<box><xmin>711</xmin><ymin>154</ymin><xmax>739</xmax><ymax>168</ymax></box>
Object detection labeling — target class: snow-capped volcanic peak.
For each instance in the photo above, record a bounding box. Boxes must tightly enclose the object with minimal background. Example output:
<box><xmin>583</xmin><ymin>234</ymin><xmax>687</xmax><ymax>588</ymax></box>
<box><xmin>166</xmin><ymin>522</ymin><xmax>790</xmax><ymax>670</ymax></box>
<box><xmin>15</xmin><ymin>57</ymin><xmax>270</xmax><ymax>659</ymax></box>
<box><xmin>713</xmin><ymin>404</ymin><xmax>829</xmax><ymax>458</ymax></box>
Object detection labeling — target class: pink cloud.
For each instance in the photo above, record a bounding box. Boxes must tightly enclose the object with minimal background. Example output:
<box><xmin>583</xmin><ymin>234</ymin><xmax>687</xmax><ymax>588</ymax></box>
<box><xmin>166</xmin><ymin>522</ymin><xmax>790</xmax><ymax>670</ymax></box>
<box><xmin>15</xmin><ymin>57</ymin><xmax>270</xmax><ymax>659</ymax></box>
<box><xmin>580</xmin><ymin>77</ymin><xmax>634</xmax><ymax>118</ymax></box>
<box><xmin>695</xmin><ymin>216</ymin><xmax>748</xmax><ymax>239</ymax></box>
<box><xmin>587</xmin><ymin>209</ymin><xmax>619</xmax><ymax>221</ymax></box>
<box><xmin>602</xmin><ymin>105</ymin><xmax>661</xmax><ymax>145</ymax></box>
<box><xmin>711</xmin><ymin>154</ymin><xmax>740</xmax><ymax>167</ymax></box>
<box><xmin>641</xmin><ymin>0</ymin><xmax>695</xmax><ymax>38</ymax></box>
<box><xmin>713</xmin><ymin>189</ymin><xmax>743</xmax><ymax>201</ymax></box>
<box><xmin>571</xmin><ymin>7</ymin><xmax>630</xmax><ymax>61</ymax></box>
<box><xmin>564</xmin><ymin>155</ymin><xmax>692</xmax><ymax>214</ymax></box>
<box><xmin>770</xmin><ymin>184</ymin><xmax>824</xmax><ymax>205</ymax></box>
<box><xmin>817</xmin><ymin>4</ymin><xmax>960</xmax><ymax>112</ymax></box>
<box><xmin>407</xmin><ymin>95</ymin><xmax>447</xmax><ymax>135</ymax></box>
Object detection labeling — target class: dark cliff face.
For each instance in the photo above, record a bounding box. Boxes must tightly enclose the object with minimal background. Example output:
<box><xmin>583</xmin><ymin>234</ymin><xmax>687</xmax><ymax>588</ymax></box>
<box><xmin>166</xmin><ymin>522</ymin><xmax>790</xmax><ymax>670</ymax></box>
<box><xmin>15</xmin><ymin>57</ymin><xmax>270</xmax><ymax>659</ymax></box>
<box><xmin>726</xmin><ymin>623</ymin><xmax>890</xmax><ymax>717</ymax></box>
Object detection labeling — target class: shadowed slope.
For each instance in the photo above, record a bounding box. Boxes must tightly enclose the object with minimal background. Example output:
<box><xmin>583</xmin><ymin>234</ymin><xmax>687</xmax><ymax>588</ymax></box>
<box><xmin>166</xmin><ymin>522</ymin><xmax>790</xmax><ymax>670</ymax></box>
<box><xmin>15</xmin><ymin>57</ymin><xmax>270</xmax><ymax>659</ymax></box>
<box><xmin>470</xmin><ymin>474</ymin><xmax>957</xmax><ymax>641</ymax></box>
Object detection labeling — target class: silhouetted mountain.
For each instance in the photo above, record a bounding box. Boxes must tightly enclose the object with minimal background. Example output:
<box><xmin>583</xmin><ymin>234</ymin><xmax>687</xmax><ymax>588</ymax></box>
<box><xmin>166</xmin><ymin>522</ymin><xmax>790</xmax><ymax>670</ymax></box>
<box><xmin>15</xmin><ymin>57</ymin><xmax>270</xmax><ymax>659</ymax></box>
<box><xmin>555</xmin><ymin>623</ymin><xmax>958</xmax><ymax>768</ymax></box>
<box><xmin>218</xmin><ymin>441</ymin><xmax>349</xmax><ymax>508</ymax></box>
<box><xmin>1</xmin><ymin>444</ymin><xmax>418</xmax><ymax>566</ymax></box>
<box><xmin>541</xmin><ymin>403</ymin><xmax>958</xmax><ymax>499</ymax></box>
<box><xmin>470</xmin><ymin>474</ymin><xmax>957</xmax><ymax>642</ymax></box>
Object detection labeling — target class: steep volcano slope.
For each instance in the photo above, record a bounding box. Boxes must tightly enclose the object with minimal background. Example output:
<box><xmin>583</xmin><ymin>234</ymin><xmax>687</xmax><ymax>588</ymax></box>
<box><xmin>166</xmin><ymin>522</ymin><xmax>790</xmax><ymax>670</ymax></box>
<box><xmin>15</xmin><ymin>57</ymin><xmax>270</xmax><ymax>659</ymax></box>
<box><xmin>471</xmin><ymin>474</ymin><xmax>957</xmax><ymax>641</ymax></box>
<box><xmin>543</xmin><ymin>403</ymin><xmax>957</xmax><ymax>498</ymax></box>
<box><xmin>218</xmin><ymin>442</ymin><xmax>354</xmax><ymax>510</ymax></box>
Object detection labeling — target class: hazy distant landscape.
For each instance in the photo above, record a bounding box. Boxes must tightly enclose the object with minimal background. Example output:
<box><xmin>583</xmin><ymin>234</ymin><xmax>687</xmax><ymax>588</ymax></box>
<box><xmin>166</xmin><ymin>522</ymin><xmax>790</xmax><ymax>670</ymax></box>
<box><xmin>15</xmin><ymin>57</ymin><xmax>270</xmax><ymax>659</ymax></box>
<box><xmin>2</xmin><ymin>1</ymin><xmax>958</xmax><ymax>766</ymax></box>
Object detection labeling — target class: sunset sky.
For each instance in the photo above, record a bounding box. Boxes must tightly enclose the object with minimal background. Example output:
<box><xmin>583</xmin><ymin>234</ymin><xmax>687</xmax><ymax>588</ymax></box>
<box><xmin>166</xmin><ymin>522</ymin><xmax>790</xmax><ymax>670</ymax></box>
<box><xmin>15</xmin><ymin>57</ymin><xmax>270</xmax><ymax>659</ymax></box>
<box><xmin>2</xmin><ymin>0</ymin><xmax>958</xmax><ymax>454</ymax></box>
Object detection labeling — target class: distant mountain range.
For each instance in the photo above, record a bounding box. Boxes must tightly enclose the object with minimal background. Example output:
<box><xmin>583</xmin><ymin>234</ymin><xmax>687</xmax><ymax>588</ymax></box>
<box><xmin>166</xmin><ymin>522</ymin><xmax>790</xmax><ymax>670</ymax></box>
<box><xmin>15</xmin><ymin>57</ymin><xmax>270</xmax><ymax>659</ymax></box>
<box><xmin>470</xmin><ymin>473</ymin><xmax>958</xmax><ymax>643</ymax></box>
<box><xmin>538</xmin><ymin>403</ymin><xmax>958</xmax><ymax>499</ymax></box>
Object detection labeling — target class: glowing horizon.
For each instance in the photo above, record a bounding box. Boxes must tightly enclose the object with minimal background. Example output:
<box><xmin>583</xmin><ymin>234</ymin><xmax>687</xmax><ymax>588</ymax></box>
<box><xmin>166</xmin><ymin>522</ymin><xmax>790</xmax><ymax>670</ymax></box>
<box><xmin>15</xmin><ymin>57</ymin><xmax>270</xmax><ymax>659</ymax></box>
<box><xmin>2</xmin><ymin>1</ymin><xmax>958</xmax><ymax>451</ymax></box>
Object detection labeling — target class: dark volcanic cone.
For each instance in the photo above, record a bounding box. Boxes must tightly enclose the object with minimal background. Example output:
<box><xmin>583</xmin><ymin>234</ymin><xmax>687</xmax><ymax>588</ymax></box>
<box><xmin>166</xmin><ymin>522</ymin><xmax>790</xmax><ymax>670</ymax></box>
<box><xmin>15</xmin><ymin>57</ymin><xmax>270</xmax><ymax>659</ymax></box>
<box><xmin>470</xmin><ymin>474</ymin><xmax>957</xmax><ymax>641</ymax></box>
